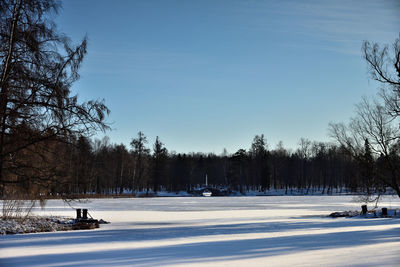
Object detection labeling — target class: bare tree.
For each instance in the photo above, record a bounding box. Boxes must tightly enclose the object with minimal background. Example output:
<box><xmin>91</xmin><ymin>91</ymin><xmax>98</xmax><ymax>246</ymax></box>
<box><xmin>0</xmin><ymin>0</ymin><xmax>109</xmax><ymax>199</ymax></box>
<box><xmin>363</xmin><ymin>35</ymin><xmax>400</xmax><ymax>116</ymax></box>
<box><xmin>330</xmin><ymin>34</ymin><xmax>400</xmax><ymax>198</ymax></box>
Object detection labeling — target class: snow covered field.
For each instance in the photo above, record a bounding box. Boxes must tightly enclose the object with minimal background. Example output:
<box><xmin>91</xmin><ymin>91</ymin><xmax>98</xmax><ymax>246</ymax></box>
<box><xmin>1</xmin><ymin>196</ymin><xmax>400</xmax><ymax>266</ymax></box>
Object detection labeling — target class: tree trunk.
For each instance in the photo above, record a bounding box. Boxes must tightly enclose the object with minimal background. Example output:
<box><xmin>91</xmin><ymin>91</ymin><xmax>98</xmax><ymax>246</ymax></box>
<box><xmin>0</xmin><ymin>0</ymin><xmax>22</xmax><ymax>194</ymax></box>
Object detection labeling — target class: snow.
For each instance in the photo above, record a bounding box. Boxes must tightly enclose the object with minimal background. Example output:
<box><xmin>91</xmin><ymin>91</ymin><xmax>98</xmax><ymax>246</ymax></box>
<box><xmin>0</xmin><ymin>216</ymin><xmax>75</xmax><ymax>235</ymax></box>
<box><xmin>1</xmin><ymin>196</ymin><xmax>400</xmax><ymax>266</ymax></box>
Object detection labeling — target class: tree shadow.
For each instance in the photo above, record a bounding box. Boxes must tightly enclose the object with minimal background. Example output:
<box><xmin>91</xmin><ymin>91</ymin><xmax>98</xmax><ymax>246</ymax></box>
<box><xmin>1</xmin><ymin>217</ymin><xmax>399</xmax><ymax>248</ymax></box>
<box><xmin>1</xmin><ymin>217</ymin><xmax>399</xmax><ymax>266</ymax></box>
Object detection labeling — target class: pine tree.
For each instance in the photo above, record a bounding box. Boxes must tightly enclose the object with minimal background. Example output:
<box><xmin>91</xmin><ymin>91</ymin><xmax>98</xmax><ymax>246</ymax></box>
<box><xmin>130</xmin><ymin>132</ymin><xmax>150</xmax><ymax>192</ymax></box>
<box><xmin>152</xmin><ymin>136</ymin><xmax>168</xmax><ymax>192</ymax></box>
<box><xmin>360</xmin><ymin>139</ymin><xmax>375</xmax><ymax>194</ymax></box>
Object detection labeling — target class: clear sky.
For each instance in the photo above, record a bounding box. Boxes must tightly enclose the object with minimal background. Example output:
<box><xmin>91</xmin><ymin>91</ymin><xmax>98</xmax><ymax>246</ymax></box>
<box><xmin>56</xmin><ymin>0</ymin><xmax>400</xmax><ymax>154</ymax></box>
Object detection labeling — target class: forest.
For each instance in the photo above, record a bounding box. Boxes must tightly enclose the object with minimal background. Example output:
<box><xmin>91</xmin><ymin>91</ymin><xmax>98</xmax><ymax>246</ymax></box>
<box><xmin>6</xmin><ymin>131</ymin><xmax>386</xmax><ymax>198</ymax></box>
<box><xmin>1</xmin><ymin>0</ymin><xmax>399</xmax><ymax>200</ymax></box>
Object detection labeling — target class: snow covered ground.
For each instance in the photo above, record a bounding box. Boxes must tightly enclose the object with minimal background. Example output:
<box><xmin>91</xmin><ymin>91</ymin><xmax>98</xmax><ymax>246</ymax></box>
<box><xmin>1</xmin><ymin>196</ymin><xmax>400</xmax><ymax>266</ymax></box>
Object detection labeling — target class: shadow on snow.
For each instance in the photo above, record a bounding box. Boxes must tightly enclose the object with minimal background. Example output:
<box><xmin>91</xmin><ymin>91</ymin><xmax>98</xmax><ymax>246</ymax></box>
<box><xmin>1</xmin><ymin>217</ymin><xmax>400</xmax><ymax>266</ymax></box>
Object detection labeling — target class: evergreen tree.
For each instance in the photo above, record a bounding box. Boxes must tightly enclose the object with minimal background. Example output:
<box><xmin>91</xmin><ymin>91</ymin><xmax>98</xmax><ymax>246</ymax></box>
<box><xmin>360</xmin><ymin>139</ymin><xmax>375</xmax><ymax>194</ymax></box>
<box><xmin>250</xmin><ymin>135</ymin><xmax>270</xmax><ymax>190</ymax></box>
<box><xmin>152</xmin><ymin>136</ymin><xmax>168</xmax><ymax>192</ymax></box>
<box><xmin>130</xmin><ymin>132</ymin><xmax>150</xmax><ymax>192</ymax></box>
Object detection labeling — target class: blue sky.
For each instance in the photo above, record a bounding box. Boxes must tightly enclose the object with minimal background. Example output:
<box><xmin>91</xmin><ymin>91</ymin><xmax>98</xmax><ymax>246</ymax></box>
<box><xmin>57</xmin><ymin>0</ymin><xmax>400</xmax><ymax>153</ymax></box>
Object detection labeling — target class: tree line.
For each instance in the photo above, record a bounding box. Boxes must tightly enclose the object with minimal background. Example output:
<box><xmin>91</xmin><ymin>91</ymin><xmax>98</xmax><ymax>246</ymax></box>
<box><xmin>1</xmin><ymin>0</ymin><xmax>399</xmax><ymax>200</ymax></box>
<box><xmin>17</xmin><ymin>132</ymin><xmax>385</xmax><ymax>197</ymax></box>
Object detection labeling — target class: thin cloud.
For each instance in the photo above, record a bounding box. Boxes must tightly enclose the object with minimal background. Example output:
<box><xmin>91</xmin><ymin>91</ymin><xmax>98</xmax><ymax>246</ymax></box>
<box><xmin>238</xmin><ymin>0</ymin><xmax>400</xmax><ymax>55</ymax></box>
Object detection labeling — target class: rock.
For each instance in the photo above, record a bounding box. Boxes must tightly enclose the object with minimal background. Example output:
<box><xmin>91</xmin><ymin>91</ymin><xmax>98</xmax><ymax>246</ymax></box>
<box><xmin>329</xmin><ymin>211</ymin><xmax>359</xmax><ymax>217</ymax></box>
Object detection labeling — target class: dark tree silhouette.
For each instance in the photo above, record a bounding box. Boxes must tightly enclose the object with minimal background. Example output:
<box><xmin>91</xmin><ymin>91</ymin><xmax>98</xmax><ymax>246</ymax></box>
<box><xmin>359</xmin><ymin>139</ymin><xmax>375</xmax><ymax>194</ymax></box>
<box><xmin>130</xmin><ymin>131</ymin><xmax>150</xmax><ymax>192</ymax></box>
<box><xmin>152</xmin><ymin>136</ymin><xmax>168</xmax><ymax>193</ymax></box>
<box><xmin>0</xmin><ymin>0</ymin><xmax>109</xmax><ymax>198</ymax></box>
<box><xmin>330</xmin><ymin>35</ymin><xmax>400</xmax><ymax>198</ymax></box>
<box><xmin>363</xmin><ymin>35</ymin><xmax>400</xmax><ymax>115</ymax></box>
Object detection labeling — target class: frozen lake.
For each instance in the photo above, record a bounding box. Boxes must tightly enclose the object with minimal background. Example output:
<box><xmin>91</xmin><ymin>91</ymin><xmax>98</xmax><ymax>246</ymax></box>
<box><xmin>1</xmin><ymin>196</ymin><xmax>400</xmax><ymax>266</ymax></box>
